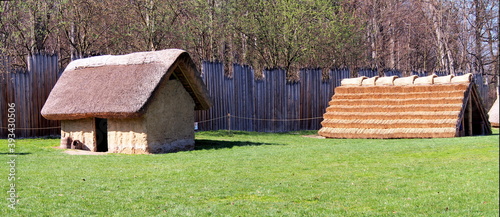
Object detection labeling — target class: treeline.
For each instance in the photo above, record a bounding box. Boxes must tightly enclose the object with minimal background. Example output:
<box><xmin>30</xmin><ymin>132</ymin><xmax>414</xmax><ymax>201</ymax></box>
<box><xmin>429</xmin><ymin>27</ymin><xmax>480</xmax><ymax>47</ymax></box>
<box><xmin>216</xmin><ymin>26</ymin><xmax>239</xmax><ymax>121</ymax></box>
<box><xmin>0</xmin><ymin>0</ymin><xmax>498</xmax><ymax>81</ymax></box>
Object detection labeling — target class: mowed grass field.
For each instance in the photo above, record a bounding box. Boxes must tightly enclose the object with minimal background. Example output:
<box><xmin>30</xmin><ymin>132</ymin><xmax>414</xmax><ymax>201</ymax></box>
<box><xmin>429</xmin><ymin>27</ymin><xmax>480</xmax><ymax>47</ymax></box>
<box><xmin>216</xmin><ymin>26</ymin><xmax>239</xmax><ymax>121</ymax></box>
<box><xmin>1</xmin><ymin>129</ymin><xmax>498</xmax><ymax>216</ymax></box>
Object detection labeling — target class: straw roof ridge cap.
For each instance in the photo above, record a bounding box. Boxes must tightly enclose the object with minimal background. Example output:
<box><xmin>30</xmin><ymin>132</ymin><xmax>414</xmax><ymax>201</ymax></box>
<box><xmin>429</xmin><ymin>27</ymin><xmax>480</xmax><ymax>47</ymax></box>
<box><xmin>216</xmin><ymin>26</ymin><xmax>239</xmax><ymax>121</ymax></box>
<box><xmin>341</xmin><ymin>76</ymin><xmax>368</xmax><ymax>86</ymax></box>
<box><xmin>339</xmin><ymin>75</ymin><xmax>472</xmax><ymax>86</ymax></box>
<box><xmin>66</xmin><ymin>49</ymin><xmax>186</xmax><ymax>71</ymax></box>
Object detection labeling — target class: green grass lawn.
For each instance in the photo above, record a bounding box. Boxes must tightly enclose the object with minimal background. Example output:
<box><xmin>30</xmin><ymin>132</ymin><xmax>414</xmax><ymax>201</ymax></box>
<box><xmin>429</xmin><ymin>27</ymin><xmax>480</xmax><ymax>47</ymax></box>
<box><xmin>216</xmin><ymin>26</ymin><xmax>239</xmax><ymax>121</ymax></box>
<box><xmin>1</xmin><ymin>129</ymin><xmax>498</xmax><ymax>216</ymax></box>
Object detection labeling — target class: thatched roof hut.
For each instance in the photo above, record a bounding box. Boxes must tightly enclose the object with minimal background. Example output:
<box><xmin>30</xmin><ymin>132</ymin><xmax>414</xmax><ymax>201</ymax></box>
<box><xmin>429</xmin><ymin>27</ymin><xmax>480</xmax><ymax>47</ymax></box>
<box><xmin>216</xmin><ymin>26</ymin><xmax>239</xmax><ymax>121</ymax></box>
<box><xmin>42</xmin><ymin>49</ymin><xmax>212</xmax><ymax>153</ymax></box>
<box><xmin>319</xmin><ymin>74</ymin><xmax>492</xmax><ymax>139</ymax></box>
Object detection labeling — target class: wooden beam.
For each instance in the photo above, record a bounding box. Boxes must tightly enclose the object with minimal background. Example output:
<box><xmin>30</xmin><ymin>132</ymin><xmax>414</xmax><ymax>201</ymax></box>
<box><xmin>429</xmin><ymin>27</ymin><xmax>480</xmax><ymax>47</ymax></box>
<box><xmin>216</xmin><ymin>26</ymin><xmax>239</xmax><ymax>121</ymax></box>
<box><xmin>470</xmin><ymin>84</ymin><xmax>492</xmax><ymax>135</ymax></box>
<box><xmin>456</xmin><ymin>83</ymin><xmax>471</xmax><ymax>137</ymax></box>
<box><xmin>468</xmin><ymin>96</ymin><xmax>473</xmax><ymax>136</ymax></box>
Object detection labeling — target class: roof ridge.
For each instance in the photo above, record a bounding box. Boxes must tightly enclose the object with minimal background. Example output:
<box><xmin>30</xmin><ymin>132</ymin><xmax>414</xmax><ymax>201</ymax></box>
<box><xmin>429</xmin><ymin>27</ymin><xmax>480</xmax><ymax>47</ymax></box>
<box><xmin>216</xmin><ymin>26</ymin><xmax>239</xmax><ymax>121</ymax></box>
<box><xmin>66</xmin><ymin>49</ymin><xmax>186</xmax><ymax>71</ymax></box>
<box><xmin>341</xmin><ymin>73</ymin><xmax>472</xmax><ymax>86</ymax></box>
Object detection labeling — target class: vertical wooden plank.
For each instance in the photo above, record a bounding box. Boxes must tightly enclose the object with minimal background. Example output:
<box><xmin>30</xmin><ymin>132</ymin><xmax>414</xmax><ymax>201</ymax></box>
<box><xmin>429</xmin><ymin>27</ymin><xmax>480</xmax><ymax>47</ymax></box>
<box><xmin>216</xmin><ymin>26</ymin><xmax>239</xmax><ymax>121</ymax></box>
<box><xmin>25</xmin><ymin>68</ymin><xmax>30</xmax><ymax>137</ymax></box>
<box><xmin>271</xmin><ymin>70</ymin><xmax>277</xmax><ymax>132</ymax></box>
<box><xmin>217</xmin><ymin>62</ymin><xmax>223</xmax><ymax>130</ymax></box>
<box><xmin>262</xmin><ymin>72</ymin><xmax>266</xmax><ymax>133</ymax></box>
<box><xmin>32</xmin><ymin>54</ymin><xmax>38</xmax><ymax>137</ymax></box>
<box><xmin>286</xmin><ymin>70</ymin><xmax>291</xmax><ymax>131</ymax></box>
<box><xmin>286</xmin><ymin>80</ymin><xmax>294</xmax><ymax>131</ymax></box>
<box><xmin>14</xmin><ymin>72</ymin><xmax>21</xmax><ymax>137</ymax></box>
<box><xmin>275</xmin><ymin>69</ymin><xmax>284</xmax><ymax>132</ymax></box>
<box><xmin>280</xmin><ymin>69</ymin><xmax>287</xmax><ymax>132</ymax></box>
<box><xmin>206</xmin><ymin>62</ymin><xmax>212</xmax><ymax>131</ymax></box>
<box><xmin>256</xmin><ymin>74</ymin><xmax>262</xmax><ymax>132</ymax></box>
<box><xmin>233</xmin><ymin>64</ymin><xmax>240</xmax><ymax>130</ymax></box>
<box><xmin>265</xmin><ymin>70</ymin><xmax>271</xmax><ymax>132</ymax></box>
<box><xmin>26</xmin><ymin>55</ymin><xmax>32</xmax><ymax>137</ymax></box>
<box><xmin>1</xmin><ymin>56</ymin><xmax>7</xmax><ymax>138</ymax></box>
<box><xmin>239</xmin><ymin>64</ymin><xmax>245</xmax><ymax>131</ymax></box>
<box><xmin>320</xmin><ymin>69</ymin><xmax>331</xmax><ymax>130</ymax></box>
<box><xmin>233</xmin><ymin>64</ymin><xmax>243</xmax><ymax>131</ymax></box>
<box><xmin>196</xmin><ymin>62</ymin><xmax>209</xmax><ymax>131</ymax></box>
<box><xmin>292</xmin><ymin>81</ymin><xmax>300</xmax><ymax>131</ymax></box>
<box><xmin>27</xmin><ymin>57</ymin><xmax>33</xmax><ymax>137</ymax></box>
<box><xmin>38</xmin><ymin>54</ymin><xmax>45</xmax><ymax>137</ymax></box>
<box><xmin>28</xmin><ymin>55</ymin><xmax>35</xmax><ymax>137</ymax></box>
<box><xmin>311</xmin><ymin>69</ymin><xmax>320</xmax><ymax>130</ymax></box>
<box><xmin>33</xmin><ymin>54</ymin><xmax>39</xmax><ymax>137</ymax></box>
<box><xmin>213</xmin><ymin>62</ymin><xmax>220</xmax><ymax>130</ymax></box>
<box><xmin>247</xmin><ymin>65</ymin><xmax>255</xmax><ymax>132</ymax></box>
<box><xmin>467</xmin><ymin>96</ymin><xmax>473</xmax><ymax>135</ymax></box>
<box><xmin>254</xmin><ymin>77</ymin><xmax>261</xmax><ymax>132</ymax></box>
<box><xmin>7</xmin><ymin>71</ymin><xmax>14</xmax><ymax>135</ymax></box>
<box><xmin>15</xmin><ymin>72</ymin><xmax>23</xmax><ymax>137</ymax></box>
<box><xmin>0</xmin><ymin>72</ymin><xmax>5</xmax><ymax>138</ymax></box>
<box><xmin>225</xmin><ymin>63</ymin><xmax>233</xmax><ymax>131</ymax></box>
<box><xmin>203</xmin><ymin>61</ymin><xmax>213</xmax><ymax>131</ymax></box>
<box><xmin>304</xmin><ymin>69</ymin><xmax>312</xmax><ymax>130</ymax></box>
<box><xmin>262</xmin><ymin>70</ymin><xmax>269</xmax><ymax>132</ymax></box>
<box><xmin>210</xmin><ymin>62</ymin><xmax>216</xmax><ymax>130</ymax></box>
<box><xmin>298</xmin><ymin>69</ymin><xmax>307</xmax><ymax>130</ymax></box>
<box><xmin>208</xmin><ymin>62</ymin><xmax>215</xmax><ymax>131</ymax></box>
<box><xmin>27</xmin><ymin>69</ymin><xmax>32</xmax><ymax>137</ymax></box>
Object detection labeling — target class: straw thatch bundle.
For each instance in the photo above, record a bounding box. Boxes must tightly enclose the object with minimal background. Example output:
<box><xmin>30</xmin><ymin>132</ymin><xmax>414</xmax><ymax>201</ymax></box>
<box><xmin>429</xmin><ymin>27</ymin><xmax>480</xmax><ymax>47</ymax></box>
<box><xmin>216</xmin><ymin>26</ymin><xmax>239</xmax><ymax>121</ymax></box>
<box><xmin>451</xmin><ymin>73</ymin><xmax>472</xmax><ymax>83</ymax></box>
<box><xmin>361</xmin><ymin>76</ymin><xmax>378</xmax><ymax>86</ymax></box>
<box><xmin>414</xmin><ymin>74</ymin><xmax>437</xmax><ymax>85</ymax></box>
<box><xmin>326</xmin><ymin>104</ymin><xmax>463</xmax><ymax>113</ymax></box>
<box><xmin>434</xmin><ymin>75</ymin><xmax>454</xmax><ymax>84</ymax></box>
<box><xmin>319</xmin><ymin>75</ymin><xmax>491</xmax><ymax>139</ymax></box>
<box><xmin>341</xmin><ymin>76</ymin><xmax>367</xmax><ymax>86</ymax></box>
<box><xmin>376</xmin><ymin>76</ymin><xmax>398</xmax><ymax>86</ymax></box>
<box><xmin>319</xmin><ymin>127</ymin><xmax>457</xmax><ymax>139</ymax></box>
<box><xmin>394</xmin><ymin>75</ymin><xmax>417</xmax><ymax>86</ymax></box>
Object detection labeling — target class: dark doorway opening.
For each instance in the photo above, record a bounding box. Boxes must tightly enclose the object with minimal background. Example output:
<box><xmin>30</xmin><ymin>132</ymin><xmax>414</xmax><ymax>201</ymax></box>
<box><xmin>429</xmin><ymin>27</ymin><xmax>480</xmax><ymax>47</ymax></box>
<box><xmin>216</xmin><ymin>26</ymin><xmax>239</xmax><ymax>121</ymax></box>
<box><xmin>95</xmin><ymin>118</ymin><xmax>108</xmax><ymax>152</ymax></box>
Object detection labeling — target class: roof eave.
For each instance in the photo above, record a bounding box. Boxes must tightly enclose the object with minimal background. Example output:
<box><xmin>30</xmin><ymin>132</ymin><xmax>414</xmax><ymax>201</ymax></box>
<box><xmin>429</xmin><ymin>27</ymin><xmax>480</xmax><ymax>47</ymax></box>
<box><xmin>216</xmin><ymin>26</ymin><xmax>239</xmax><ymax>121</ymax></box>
<box><xmin>42</xmin><ymin>111</ymin><xmax>144</xmax><ymax>121</ymax></box>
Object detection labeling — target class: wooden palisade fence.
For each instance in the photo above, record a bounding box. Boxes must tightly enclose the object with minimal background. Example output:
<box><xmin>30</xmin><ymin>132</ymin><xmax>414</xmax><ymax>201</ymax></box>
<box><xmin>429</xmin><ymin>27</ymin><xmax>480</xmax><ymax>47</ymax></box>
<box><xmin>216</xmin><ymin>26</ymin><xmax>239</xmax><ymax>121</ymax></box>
<box><xmin>197</xmin><ymin>62</ymin><xmax>356</xmax><ymax>132</ymax></box>
<box><xmin>0</xmin><ymin>55</ymin><xmax>493</xmax><ymax>137</ymax></box>
<box><xmin>0</xmin><ymin>54</ymin><xmax>61</xmax><ymax>138</ymax></box>
<box><xmin>195</xmin><ymin>62</ymin><xmax>492</xmax><ymax>132</ymax></box>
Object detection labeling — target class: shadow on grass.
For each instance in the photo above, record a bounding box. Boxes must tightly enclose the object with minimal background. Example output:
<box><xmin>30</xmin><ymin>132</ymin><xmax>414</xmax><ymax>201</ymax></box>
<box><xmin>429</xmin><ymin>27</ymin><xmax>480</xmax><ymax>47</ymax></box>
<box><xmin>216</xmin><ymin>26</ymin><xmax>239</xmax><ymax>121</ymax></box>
<box><xmin>195</xmin><ymin>139</ymin><xmax>285</xmax><ymax>150</ymax></box>
<box><xmin>0</xmin><ymin>152</ymin><xmax>31</xmax><ymax>155</ymax></box>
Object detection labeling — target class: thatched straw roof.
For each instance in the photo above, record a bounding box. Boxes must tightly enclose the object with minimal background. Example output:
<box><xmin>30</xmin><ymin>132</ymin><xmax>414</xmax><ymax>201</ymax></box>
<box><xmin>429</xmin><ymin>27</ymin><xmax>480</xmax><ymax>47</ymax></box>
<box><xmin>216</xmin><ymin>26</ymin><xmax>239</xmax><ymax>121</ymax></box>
<box><xmin>319</xmin><ymin>74</ymin><xmax>491</xmax><ymax>138</ymax></box>
<box><xmin>42</xmin><ymin>49</ymin><xmax>212</xmax><ymax>120</ymax></box>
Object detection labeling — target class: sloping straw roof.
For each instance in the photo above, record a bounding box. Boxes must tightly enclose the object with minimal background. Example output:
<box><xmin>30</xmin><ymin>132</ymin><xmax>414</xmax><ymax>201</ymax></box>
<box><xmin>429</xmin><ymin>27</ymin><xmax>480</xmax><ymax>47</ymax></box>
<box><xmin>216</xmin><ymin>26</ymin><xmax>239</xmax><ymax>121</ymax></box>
<box><xmin>42</xmin><ymin>49</ymin><xmax>212</xmax><ymax>120</ymax></box>
<box><xmin>319</xmin><ymin>74</ymin><xmax>491</xmax><ymax>138</ymax></box>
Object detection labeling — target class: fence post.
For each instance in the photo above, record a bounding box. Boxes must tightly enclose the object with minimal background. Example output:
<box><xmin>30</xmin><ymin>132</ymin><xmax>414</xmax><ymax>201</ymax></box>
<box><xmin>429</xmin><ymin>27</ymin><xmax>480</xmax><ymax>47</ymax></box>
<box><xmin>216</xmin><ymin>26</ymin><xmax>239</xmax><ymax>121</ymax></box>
<box><xmin>227</xmin><ymin>113</ymin><xmax>231</xmax><ymax>134</ymax></box>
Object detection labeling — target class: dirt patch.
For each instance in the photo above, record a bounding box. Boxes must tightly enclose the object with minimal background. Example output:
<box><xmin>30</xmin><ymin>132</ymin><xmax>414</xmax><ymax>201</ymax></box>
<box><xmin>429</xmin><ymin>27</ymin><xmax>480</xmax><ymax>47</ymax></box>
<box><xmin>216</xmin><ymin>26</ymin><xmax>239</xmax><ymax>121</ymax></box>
<box><xmin>61</xmin><ymin>149</ymin><xmax>108</xmax><ymax>155</ymax></box>
<box><xmin>301</xmin><ymin>135</ymin><xmax>326</xmax><ymax>139</ymax></box>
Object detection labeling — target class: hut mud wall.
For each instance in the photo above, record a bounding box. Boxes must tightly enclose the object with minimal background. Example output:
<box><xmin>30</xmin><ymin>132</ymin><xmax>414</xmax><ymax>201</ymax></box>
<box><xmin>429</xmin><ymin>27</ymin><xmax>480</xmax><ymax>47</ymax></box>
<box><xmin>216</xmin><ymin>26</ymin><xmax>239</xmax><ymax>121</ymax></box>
<box><xmin>107</xmin><ymin>117</ymin><xmax>147</xmax><ymax>154</ymax></box>
<box><xmin>144</xmin><ymin>79</ymin><xmax>195</xmax><ymax>153</ymax></box>
<box><xmin>61</xmin><ymin>118</ymin><xmax>95</xmax><ymax>151</ymax></box>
